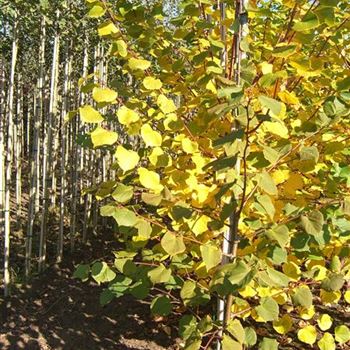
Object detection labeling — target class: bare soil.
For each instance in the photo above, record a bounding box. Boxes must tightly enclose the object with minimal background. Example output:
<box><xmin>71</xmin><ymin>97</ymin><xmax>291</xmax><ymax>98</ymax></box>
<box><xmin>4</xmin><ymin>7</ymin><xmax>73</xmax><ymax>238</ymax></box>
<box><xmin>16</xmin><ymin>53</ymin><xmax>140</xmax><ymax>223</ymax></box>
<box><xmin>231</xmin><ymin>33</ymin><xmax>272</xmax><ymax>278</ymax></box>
<box><xmin>0</xmin><ymin>227</ymin><xmax>180</xmax><ymax>350</ymax></box>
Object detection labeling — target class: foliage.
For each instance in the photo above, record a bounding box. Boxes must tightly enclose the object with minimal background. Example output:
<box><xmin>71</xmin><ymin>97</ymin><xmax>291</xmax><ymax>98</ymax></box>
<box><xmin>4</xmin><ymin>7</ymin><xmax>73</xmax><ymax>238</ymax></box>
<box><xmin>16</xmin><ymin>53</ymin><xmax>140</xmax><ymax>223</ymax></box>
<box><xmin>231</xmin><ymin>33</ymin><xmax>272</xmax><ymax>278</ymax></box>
<box><xmin>74</xmin><ymin>0</ymin><xmax>350</xmax><ymax>348</ymax></box>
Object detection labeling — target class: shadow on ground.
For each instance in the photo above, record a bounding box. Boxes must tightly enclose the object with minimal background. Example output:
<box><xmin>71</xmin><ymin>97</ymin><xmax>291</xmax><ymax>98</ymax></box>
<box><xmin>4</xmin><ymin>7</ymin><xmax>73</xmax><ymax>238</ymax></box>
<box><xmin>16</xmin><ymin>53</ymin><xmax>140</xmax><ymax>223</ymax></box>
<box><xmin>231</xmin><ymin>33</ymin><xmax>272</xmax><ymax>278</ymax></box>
<box><xmin>0</xmin><ymin>236</ymin><xmax>179</xmax><ymax>350</ymax></box>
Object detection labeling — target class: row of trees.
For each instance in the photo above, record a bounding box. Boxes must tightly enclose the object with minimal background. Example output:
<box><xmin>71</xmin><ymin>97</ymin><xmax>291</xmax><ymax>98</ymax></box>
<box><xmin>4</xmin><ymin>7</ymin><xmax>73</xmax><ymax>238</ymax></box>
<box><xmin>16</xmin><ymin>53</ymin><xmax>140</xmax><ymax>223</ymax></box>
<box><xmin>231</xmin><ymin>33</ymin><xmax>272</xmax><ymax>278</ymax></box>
<box><xmin>0</xmin><ymin>0</ymin><xmax>116</xmax><ymax>297</ymax></box>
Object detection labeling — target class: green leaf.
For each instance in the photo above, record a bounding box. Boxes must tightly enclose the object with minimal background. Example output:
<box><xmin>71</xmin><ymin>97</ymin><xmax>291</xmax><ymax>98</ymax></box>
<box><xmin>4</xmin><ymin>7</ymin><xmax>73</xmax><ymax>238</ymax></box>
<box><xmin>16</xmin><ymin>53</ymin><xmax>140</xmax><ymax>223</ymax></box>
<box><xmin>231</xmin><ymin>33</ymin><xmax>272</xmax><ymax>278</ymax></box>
<box><xmin>258</xmin><ymin>95</ymin><xmax>285</xmax><ymax>118</ymax></box>
<box><xmin>184</xmin><ymin>339</ymin><xmax>201</xmax><ymax>350</ymax></box>
<box><xmin>222</xmin><ymin>334</ymin><xmax>242</xmax><ymax>350</ymax></box>
<box><xmin>293</xmin><ymin>13</ymin><xmax>319</xmax><ymax>31</ymax></box>
<box><xmin>336</xmin><ymin>76</ymin><xmax>350</xmax><ymax>91</ymax></box>
<box><xmin>91</xmin><ymin>126</ymin><xmax>118</xmax><ymax>148</ymax></box>
<box><xmin>99</xmin><ymin>289</ymin><xmax>114</xmax><ymax>306</ymax></box>
<box><xmin>272</xmin><ymin>44</ymin><xmax>298</xmax><ymax>57</ymax></box>
<box><xmin>112</xmin><ymin>184</ymin><xmax>133</xmax><ymax>203</ymax></box>
<box><xmin>109</xmin><ymin>275</ymin><xmax>133</xmax><ymax>296</ymax></box>
<box><xmin>91</xmin><ymin>262</ymin><xmax>116</xmax><ymax>284</ymax></box>
<box><xmin>244</xmin><ymin>327</ymin><xmax>257</xmax><ymax>347</ymax></box>
<box><xmin>142</xmin><ymin>192</ymin><xmax>162</xmax><ymax>206</ymax></box>
<box><xmin>200</xmin><ymin>243</ymin><xmax>222</xmax><ymax>271</ymax></box>
<box><xmin>266</xmin><ymin>225</ymin><xmax>289</xmax><ymax>247</ymax></box>
<box><xmin>258</xmin><ymin>171</ymin><xmax>278</xmax><ymax>195</ymax></box>
<box><xmin>180</xmin><ymin>281</ymin><xmax>210</xmax><ymax>306</ymax></box>
<box><xmin>227</xmin><ymin>319</ymin><xmax>245</xmax><ymax>344</ymax></box>
<box><xmin>256</xmin><ymin>297</ymin><xmax>279</xmax><ymax>321</ymax></box>
<box><xmin>147</xmin><ymin>264</ymin><xmax>171</xmax><ymax>284</ymax></box>
<box><xmin>150</xmin><ymin>296</ymin><xmax>172</xmax><ymax>316</ymax></box>
<box><xmin>161</xmin><ymin>232</ymin><xmax>186</xmax><ymax>256</ymax></box>
<box><xmin>100</xmin><ymin>204</ymin><xmax>116</xmax><ymax>217</ymax></box>
<box><xmin>300</xmin><ymin>146</ymin><xmax>319</xmax><ymax>163</ymax></box>
<box><xmin>179</xmin><ymin>315</ymin><xmax>198</xmax><ymax>340</ymax></box>
<box><xmin>113</xmin><ymin>208</ymin><xmax>137</xmax><ymax>227</ymax></box>
<box><xmin>301</xmin><ymin>210</ymin><xmax>324</xmax><ymax>236</ymax></box>
<box><xmin>259</xmin><ymin>338</ymin><xmax>278</xmax><ymax>350</ymax></box>
<box><xmin>292</xmin><ymin>285</ymin><xmax>313</xmax><ymax>308</ymax></box>
<box><xmin>321</xmin><ymin>273</ymin><xmax>345</xmax><ymax>292</ymax></box>
<box><xmin>256</xmin><ymin>194</ymin><xmax>275</xmax><ymax>220</ymax></box>
<box><xmin>73</xmin><ymin>264</ymin><xmax>90</xmax><ymax>281</ymax></box>
<box><xmin>266</xmin><ymin>267</ymin><xmax>290</xmax><ymax>287</ymax></box>
<box><xmin>79</xmin><ymin>105</ymin><xmax>104</xmax><ymax>123</ymax></box>
<box><xmin>135</xmin><ymin>219</ymin><xmax>152</xmax><ymax>239</ymax></box>
<box><xmin>335</xmin><ymin>325</ymin><xmax>350</xmax><ymax>344</ymax></box>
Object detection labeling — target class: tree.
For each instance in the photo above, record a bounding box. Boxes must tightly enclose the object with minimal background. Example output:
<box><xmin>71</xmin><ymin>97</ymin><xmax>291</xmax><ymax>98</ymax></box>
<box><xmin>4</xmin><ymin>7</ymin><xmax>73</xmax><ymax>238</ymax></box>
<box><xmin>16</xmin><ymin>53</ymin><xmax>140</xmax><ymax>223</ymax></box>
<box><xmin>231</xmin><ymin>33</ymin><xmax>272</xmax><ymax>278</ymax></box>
<box><xmin>75</xmin><ymin>0</ymin><xmax>350</xmax><ymax>348</ymax></box>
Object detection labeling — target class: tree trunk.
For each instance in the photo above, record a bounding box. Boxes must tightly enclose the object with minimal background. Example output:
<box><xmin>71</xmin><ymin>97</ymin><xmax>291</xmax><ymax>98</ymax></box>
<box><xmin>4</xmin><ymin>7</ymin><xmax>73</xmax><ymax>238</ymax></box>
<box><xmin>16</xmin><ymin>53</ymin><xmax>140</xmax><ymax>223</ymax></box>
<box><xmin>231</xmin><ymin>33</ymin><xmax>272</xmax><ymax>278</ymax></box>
<box><xmin>39</xmin><ymin>11</ymin><xmax>60</xmax><ymax>272</ymax></box>
<box><xmin>4</xmin><ymin>14</ymin><xmax>18</xmax><ymax>297</ymax></box>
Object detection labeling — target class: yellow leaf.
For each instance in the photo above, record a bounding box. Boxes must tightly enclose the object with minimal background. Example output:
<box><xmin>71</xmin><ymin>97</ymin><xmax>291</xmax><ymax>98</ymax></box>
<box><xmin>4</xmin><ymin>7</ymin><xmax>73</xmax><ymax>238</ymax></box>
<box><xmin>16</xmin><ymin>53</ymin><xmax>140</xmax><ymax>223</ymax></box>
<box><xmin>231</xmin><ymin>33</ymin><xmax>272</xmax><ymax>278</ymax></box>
<box><xmin>115</xmin><ymin>39</ymin><xmax>127</xmax><ymax>57</ymax></box>
<box><xmin>128</xmin><ymin>57</ymin><xmax>151</xmax><ymax>71</ymax></box>
<box><xmin>157</xmin><ymin>94</ymin><xmax>177</xmax><ymax>114</ymax></box>
<box><xmin>92</xmin><ymin>87</ymin><xmax>118</xmax><ymax>103</ymax></box>
<box><xmin>206</xmin><ymin>80</ymin><xmax>217</xmax><ymax>93</ymax></box>
<box><xmin>143</xmin><ymin>76</ymin><xmax>162</xmax><ymax>90</ymax></box>
<box><xmin>318</xmin><ymin>333</ymin><xmax>335</xmax><ymax>350</ymax></box>
<box><xmin>297</xmin><ymin>325</ymin><xmax>317</xmax><ymax>345</ymax></box>
<box><xmin>182</xmin><ymin>137</ymin><xmax>198</xmax><ymax>154</ymax></box>
<box><xmin>98</xmin><ymin>21</ymin><xmax>118</xmax><ymax>36</ymax></box>
<box><xmin>115</xmin><ymin>145</ymin><xmax>140</xmax><ymax>172</ymax></box>
<box><xmin>272</xmin><ymin>170</ymin><xmax>289</xmax><ymax>185</ymax></box>
<box><xmin>263</xmin><ymin>120</ymin><xmax>289</xmax><ymax>138</ymax></box>
<box><xmin>312</xmin><ymin>265</ymin><xmax>328</xmax><ymax>281</ymax></box>
<box><xmin>117</xmin><ymin>106</ymin><xmax>140</xmax><ymax>126</ymax></box>
<box><xmin>260</xmin><ymin>62</ymin><xmax>273</xmax><ymax>74</ymax></box>
<box><xmin>273</xmin><ymin>314</ymin><xmax>293</xmax><ymax>334</ymax></box>
<box><xmin>91</xmin><ymin>126</ymin><xmax>118</xmax><ymax>148</ymax></box>
<box><xmin>188</xmin><ymin>215</ymin><xmax>211</xmax><ymax>236</ymax></box>
<box><xmin>320</xmin><ymin>290</ymin><xmax>341</xmax><ymax>305</ymax></box>
<box><xmin>138</xmin><ymin>167</ymin><xmax>164</xmax><ymax>193</ymax></box>
<box><xmin>141</xmin><ymin>124</ymin><xmax>162</xmax><ymax>147</ymax></box>
<box><xmin>79</xmin><ymin>105</ymin><xmax>104</xmax><ymax>123</ymax></box>
<box><xmin>344</xmin><ymin>290</ymin><xmax>350</xmax><ymax>304</ymax></box>
<box><xmin>239</xmin><ymin>285</ymin><xmax>257</xmax><ymax>298</ymax></box>
<box><xmin>282</xmin><ymin>261</ymin><xmax>301</xmax><ymax>280</ymax></box>
<box><xmin>317</xmin><ymin>314</ymin><xmax>333</xmax><ymax>331</ymax></box>
<box><xmin>257</xmin><ymin>287</ymin><xmax>273</xmax><ymax>298</ymax></box>
<box><xmin>284</xmin><ymin>173</ymin><xmax>304</xmax><ymax>196</ymax></box>
<box><xmin>88</xmin><ymin>4</ymin><xmax>106</xmax><ymax>18</ymax></box>
<box><xmin>299</xmin><ymin>305</ymin><xmax>315</xmax><ymax>320</ymax></box>
<box><xmin>278</xmin><ymin>90</ymin><xmax>300</xmax><ymax>105</ymax></box>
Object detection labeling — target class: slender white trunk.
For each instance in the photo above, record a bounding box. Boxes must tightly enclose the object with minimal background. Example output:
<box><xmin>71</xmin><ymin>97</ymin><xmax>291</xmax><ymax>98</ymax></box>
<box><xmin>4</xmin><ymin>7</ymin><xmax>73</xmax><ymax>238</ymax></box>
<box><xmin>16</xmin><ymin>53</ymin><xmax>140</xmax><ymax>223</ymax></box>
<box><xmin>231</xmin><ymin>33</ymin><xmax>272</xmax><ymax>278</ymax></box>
<box><xmin>26</xmin><ymin>18</ymin><xmax>46</xmax><ymax>276</ymax></box>
<box><xmin>4</xmin><ymin>15</ymin><xmax>18</xmax><ymax>297</ymax></box>
<box><xmin>39</xmin><ymin>11</ymin><xmax>60</xmax><ymax>271</ymax></box>
<box><xmin>15</xmin><ymin>75</ymin><xmax>22</xmax><ymax>227</ymax></box>
<box><xmin>58</xmin><ymin>47</ymin><xmax>72</xmax><ymax>261</ymax></box>
<box><xmin>0</xmin><ymin>55</ymin><xmax>6</xmax><ymax>272</ymax></box>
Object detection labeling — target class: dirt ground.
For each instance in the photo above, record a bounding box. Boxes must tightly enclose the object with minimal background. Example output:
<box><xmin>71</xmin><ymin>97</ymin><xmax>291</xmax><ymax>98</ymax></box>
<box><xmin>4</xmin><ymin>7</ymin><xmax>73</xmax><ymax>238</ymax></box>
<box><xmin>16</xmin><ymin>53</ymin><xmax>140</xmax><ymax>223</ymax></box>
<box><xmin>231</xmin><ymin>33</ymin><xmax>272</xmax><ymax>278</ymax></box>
<box><xmin>0</xmin><ymin>226</ymin><xmax>180</xmax><ymax>350</ymax></box>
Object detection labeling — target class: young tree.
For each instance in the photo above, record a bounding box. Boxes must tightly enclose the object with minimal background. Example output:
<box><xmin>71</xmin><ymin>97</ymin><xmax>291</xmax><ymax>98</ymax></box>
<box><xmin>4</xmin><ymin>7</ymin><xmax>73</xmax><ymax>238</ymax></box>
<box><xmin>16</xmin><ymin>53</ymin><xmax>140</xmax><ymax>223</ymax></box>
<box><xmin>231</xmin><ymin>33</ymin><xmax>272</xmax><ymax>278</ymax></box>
<box><xmin>75</xmin><ymin>0</ymin><xmax>350</xmax><ymax>348</ymax></box>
